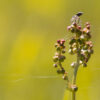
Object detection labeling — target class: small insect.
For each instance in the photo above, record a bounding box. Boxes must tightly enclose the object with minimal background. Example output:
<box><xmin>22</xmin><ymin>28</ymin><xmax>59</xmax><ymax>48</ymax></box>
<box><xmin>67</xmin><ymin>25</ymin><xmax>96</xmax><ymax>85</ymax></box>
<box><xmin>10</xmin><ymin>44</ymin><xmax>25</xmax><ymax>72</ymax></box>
<box><xmin>76</xmin><ymin>12</ymin><xmax>83</xmax><ymax>17</ymax></box>
<box><xmin>71</xmin><ymin>12</ymin><xmax>83</xmax><ymax>24</ymax></box>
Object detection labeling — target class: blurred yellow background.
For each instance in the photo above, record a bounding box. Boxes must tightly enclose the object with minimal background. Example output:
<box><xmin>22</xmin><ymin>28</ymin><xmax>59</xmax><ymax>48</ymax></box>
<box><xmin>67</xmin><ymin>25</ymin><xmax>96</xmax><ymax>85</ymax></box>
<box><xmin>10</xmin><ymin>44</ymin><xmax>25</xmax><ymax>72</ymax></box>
<box><xmin>0</xmin><ymin>0</ymin><xmax>99</xmax><ymax>100</ymax></box>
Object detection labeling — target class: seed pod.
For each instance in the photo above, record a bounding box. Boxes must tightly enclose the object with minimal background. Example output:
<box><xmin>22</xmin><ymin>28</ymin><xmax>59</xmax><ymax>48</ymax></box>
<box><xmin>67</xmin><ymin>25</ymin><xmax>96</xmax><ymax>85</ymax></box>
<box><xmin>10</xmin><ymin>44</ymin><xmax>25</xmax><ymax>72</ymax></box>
<box><xmin>80</xmin><ymin>54</ymin><xmax>85</xmax><ymax>61</ymax></box>
<box><xmin>57</xmin><ymin>40</ymin><xmax>61</xmax><ymax>44</ymax></box>
<box><xmin>81</xmin><ymin>49</ymin><xmax>88</xmax><ymax>55</ymax></box>
<box><xmin>80</xmin><ymin>35</ymin><xmax>85</xmax><ymax>40</ymax></box>
<box><xmin>69</xmin><ymin>38</ymin><xmax>76</xmax><ymax>45</ymax></box>
<box><xmin>54</xmin><ymin>43</ymin><xmax>58</xmax><ymax>47</ymax></box>
<box><xmin>71</xmin><ymin>28</ymin><xmax>75</xmax><ymax>33</ymax></box>
<box><xmin>76</xmin><ymin>28</ymin><xmax>82</xmax><ymax>36</ymax></box>
<box><xmin>56</xmin><ymin>46</ymin><xmax>61</xmax><ymax>51</ymax></box>
<box><xmin>62</xmin><ymin>73</ymin><xmax>68</xmax><ymax>80</ymax></box>
<box><xmin>61</xmin><ymin>68</ymin><xmax>65</xmax><ymax>74</ymax></box>
<box><xmin>83</xmin><ymin>28</ymin><xmax>90</xmax><ymax>34</ymax></box>
<box><xmin>77</xmin><ymin>26</ymin><xmax>81</xmax><ymax>30</ymax></box>
<box><xmin>88</xmin><ymin>49</ymin><xmax>94</xmax><ymax>54</ymax></box>
<box><xmin>85</xmin><ymin>22</ymin><xmax>90</xmax><ymax>26</ymax></box>
<box><xmin>53</xmin><ymin>56</ymin><xmax>58</xmax><ymax>62</ymax></box>
<box><xmin>60</xmin><ymin>42</ymin><xmax>64</xmax><ymax>46</ymax></box>
<box><xmin>59</xmin><ymin>55</ymin><xmax>66</xmax><ymax>62</ymax></box>
<box><xmin>70</xmin><ymin>25</ymin><xmax>76</xmax><ymax>33</ymax></box>
<box><xmin>86</xmin><ymin>25</ymin><xmax>90</xmax><ymax>29</ymax></box>
<box><xmin>61</xmin><ymin>39</ymin><xmax>65</xmax><ymax>43</ymax></box>
<box><xmin>53</xmin><ymin>64</ymin><xmax>58</xmax><ymax>68</ymax></box>
<box><xmin>86</xmin><ymin>33</ymin><xmax>91</xmax><ymax>40</ymax></box>
<box><xmin>61</xmin><ymin>45</ymin><xmax>65</xmax><ymax>49</ymax></box>
<box><xmin>86</xmin><ymin>41</ymin><xmax>93</xmax><ymax>48</ymax></box>
<box><xmin>72</xmin><ymin>22</ymin><xmax>77</xmax><ymax>27</ymax></box>
<box><xmin>62</xmin><ymin>50</ymin><xmax>66</xmax><ymax>53</ymax></box>
<box><xmin>55</xmin><ymin>52</ymin><xmax>59</xmax><ymax>56</ymax></box>
<box><xmin>71</xmin><ymin>85</ymin><xmax>78</xmax><ymax>92</ymax></box>
<box><xmin>77</xmin><ymin>39</ymin><xmax>83</xmax><ymax>45</ymax></box>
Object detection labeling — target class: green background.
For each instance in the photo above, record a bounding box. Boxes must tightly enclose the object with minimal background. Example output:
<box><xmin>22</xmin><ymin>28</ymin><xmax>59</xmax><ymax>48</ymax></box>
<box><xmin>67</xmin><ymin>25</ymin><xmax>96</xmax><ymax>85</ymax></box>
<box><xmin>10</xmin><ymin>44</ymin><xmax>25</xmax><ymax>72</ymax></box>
<box><xmin>0</xmin><ymin>0</ymin><xmax>99</xmax><ymax>100</ymax></box>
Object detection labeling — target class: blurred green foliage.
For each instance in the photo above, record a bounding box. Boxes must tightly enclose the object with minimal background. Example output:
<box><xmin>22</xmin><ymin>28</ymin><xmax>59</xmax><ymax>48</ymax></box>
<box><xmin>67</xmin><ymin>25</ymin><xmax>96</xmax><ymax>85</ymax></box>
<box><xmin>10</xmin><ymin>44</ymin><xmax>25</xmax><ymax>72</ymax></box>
<box><xmin>0</xmin><ymin>0</ymin><xmax>100</xmax><ymax>100</ymax></box>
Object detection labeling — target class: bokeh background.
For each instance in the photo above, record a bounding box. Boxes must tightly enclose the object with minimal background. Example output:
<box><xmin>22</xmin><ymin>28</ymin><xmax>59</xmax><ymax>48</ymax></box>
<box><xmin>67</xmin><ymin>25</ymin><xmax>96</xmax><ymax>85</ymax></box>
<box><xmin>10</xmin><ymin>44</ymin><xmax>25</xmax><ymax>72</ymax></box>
<box><xmin>0</xmin><ymin>0</ymin><xmax>100</xmax><ymax>100</ymax></box>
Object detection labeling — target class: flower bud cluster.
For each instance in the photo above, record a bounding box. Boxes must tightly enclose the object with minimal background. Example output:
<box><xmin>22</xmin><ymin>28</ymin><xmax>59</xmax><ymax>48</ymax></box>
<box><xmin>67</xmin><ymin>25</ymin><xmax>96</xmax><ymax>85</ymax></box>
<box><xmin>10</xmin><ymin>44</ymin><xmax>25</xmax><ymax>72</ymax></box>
<box><xmin>67</xmin><ymin>22</ymin><xmax>93</xmax><ymax>67</ymax></box>
<box><xmin>53</xmin><ymin>14</ymin><xmax>94</xmax><ymax>95</ymax></box>
<box><xmin>53</xmin><ymin>39</ymin><xmax>68</xmax><ymax>80</ymax></box>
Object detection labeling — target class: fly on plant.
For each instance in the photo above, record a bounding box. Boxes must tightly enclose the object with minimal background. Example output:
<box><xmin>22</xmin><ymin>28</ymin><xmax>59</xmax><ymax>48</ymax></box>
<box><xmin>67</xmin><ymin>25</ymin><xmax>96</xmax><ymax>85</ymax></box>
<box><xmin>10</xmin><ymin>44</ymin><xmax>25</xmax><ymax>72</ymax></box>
<box><xmin>76</xmin><ymin>12</ymin><xmax>83</xmax><ymax>17</ymax></box>
<box><xmin>71</xmin><ymin>12</ymin><xmax>83</xmax><ymax>24</ymax></box>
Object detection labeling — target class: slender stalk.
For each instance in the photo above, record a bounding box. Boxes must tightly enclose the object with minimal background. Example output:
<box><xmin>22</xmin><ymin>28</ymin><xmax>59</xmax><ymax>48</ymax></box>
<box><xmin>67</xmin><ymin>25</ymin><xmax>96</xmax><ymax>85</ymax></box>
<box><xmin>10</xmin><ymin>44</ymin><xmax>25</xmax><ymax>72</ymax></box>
<box><xmin>73</xmin><ymin>55</ymin><xmax>80</xmax><ymax>84</ymax></box>
<box><xmin>72</xmin><ymin>91</ymin><xmax>75</xmax><ymax>100</ymax></box>
<box><xmin>72</xmin><ymin>54</ymin><xmax>80</xmax><ymax>100</ymax></box>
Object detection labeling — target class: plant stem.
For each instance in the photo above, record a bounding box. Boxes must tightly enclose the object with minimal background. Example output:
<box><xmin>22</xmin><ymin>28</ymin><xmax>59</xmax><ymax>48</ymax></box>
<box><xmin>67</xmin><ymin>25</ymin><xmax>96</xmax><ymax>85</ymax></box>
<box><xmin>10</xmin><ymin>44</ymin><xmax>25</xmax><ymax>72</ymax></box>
<box><xmin>72</xmin><ymin>54</ymin><xmax>80</xmax><ymax>100</ymax></box>
<box><xmin>72</xmin><ymin>91</ymin><xmax>75</xmax><ymax>100</ymax></box>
